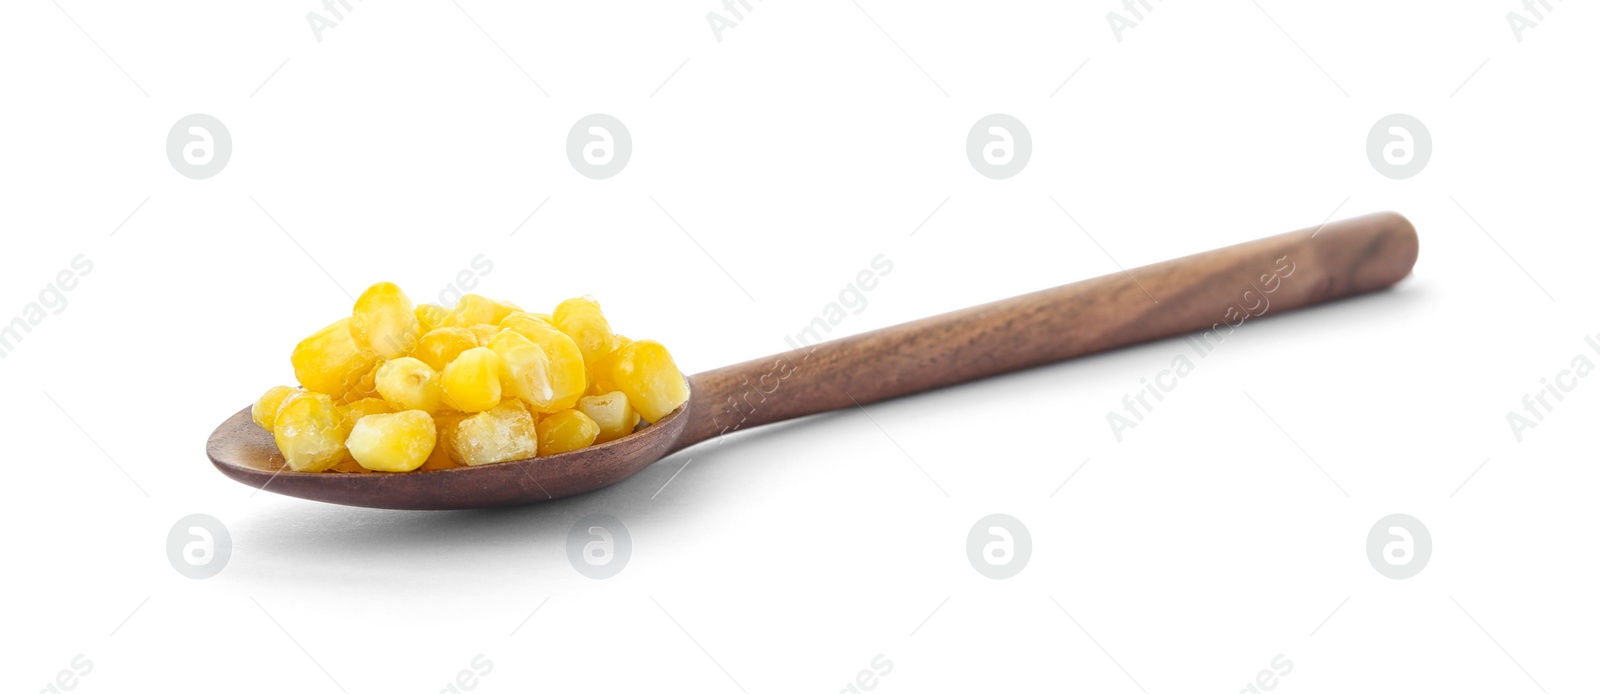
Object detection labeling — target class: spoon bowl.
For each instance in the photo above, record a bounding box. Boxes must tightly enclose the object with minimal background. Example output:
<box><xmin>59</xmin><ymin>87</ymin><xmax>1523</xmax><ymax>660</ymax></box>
<box><xmin>208</xmin><ymin>400</ymin><xmax>692</xmax><ymax>510</ymax></box>
<box><xmin>209</xmin><ymin>212</ymin><xmax>1419</xmax><ymax>509</ymax></box>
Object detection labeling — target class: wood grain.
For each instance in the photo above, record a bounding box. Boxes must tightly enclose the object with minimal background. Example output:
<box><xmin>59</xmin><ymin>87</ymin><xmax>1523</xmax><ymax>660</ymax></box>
<box><xmin>675</xmin><ymin>211</ymin><xmax>1417</xmax><ymax>451</ymax></box>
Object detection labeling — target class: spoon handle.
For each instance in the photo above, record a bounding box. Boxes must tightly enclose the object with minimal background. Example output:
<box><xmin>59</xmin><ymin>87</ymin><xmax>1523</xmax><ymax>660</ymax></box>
<box><xmin>674</xmin><ymin>212</ymin><xmax>1418</xmax><ymax>451</ymax></box>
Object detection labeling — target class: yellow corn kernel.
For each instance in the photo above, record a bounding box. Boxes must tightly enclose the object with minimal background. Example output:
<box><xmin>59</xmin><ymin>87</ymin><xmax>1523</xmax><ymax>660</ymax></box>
<box><xmin>612</xmin><ymin>340</ymin><xmax>690</xmax><ymax>423</ymax></box>
<box><xmin>500</xmin><ymin>312</ymin><xmax>586</xmax><ymax>411</ymax></box>
<box><xmin>291</xmin><ymin>318</ymin><xmax>381</xmax><ymax>399</ymax></box>
<box><xmin>415</xmin><ymin>304</ymin><xmax>450</xmax><ymax>333</ymax></box>
<box><xmin>410</xmin><ymin>327</ymin><xmax>477</xmax><ymax>372</ymax></box>
<box><xmin>469</xmin><ymin>323</ymin><xmax>499</xmax><ymax>346</ymax></box>
<box><xmin>536</xmin><ymin>409</ymin><xmax>599</xmax><ymax>455</ymax></box>
<box><xmin>441</xmin><ymin>347</ymin><xmax>502</xmax><ymax>412</ymax></box>
<box><xmin>337</xmin><ymin>396</ymin><xmax>393</xmax><ymax>433</ymax></box>
<box><xmin>586</xmin><ymin>335</ymin><xmax>631</xmax><ymax>395</ymax></box>
<box><xmin>445</xmin><ymin>401</ymin><xmax>537</xmax><ymax>466</ymax></box>
<box><xmin>418</xmin><ymin>445</ymin><xmax>457</xmax><ymax>470</ymax></box>
<box><xmin>264</xmin><ymin>282</ymin><xmax>693</xmax><ymax>473</ymax></box>
<box><xmin>553</xmin><ymin>296</ymin><xmax>618</xmax><ymax>364</ymax></box>
<box><xmin>487</xmin><ymin>329</ymin><xmax>557</xmax><ymax>409</ymax></box>
<box><xmin>498</xmin><ymin>312</ymin><xmax>552</xmax><ymax>327</ymax></box>
<box><xmin>375</xmin><ymin>357</ymin><xmax>444</xmax><ymax>412</ymax></box>
<box><xmin>337</xmin><ymin>361</ymin><xmax>384</xmax><ymax>405</ymax></box>
<box><xmin>488</xmin><ymin>298</ymin><xmax>522</xmax><ymax>324</ymax></box>
<box><xmin>577</xmin><ymin>391</ymin><xmax>639</xmax><ymax>444</ymax></box>
<box><xmin>422</xmin><ymin>411</ymin><xmax>469</xmax><ymax>470</ymax></box>
<box><xmin>273</xmin><ymin>391</ymin><xmax>350</xmax><ymax>472</ymax></box>
<box><xmin>347</xmin><ymin>410</ymin><xmax>437</xmax><ymax>472</ymax></box>
<box><xmin>444</xmin><ymin>293</ymin><xmax>516</xmax><ymax>327</ymax></box>
<box><xmin>350</xmin><ymin>282</ymin><xmax>422</xmax><ymax>359</ymax></box>
<box><xmin>252</xmin><ymin>385</ymin><xmax>298</xmax><ymax>431</ymax></box>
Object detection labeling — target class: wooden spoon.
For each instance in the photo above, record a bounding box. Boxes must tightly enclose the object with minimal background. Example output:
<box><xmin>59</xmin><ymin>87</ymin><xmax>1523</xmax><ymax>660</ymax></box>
<box><xmin>209</xmin><ymin>212</ymin><xmax>1418</xmax><ymax>509</ymax></box>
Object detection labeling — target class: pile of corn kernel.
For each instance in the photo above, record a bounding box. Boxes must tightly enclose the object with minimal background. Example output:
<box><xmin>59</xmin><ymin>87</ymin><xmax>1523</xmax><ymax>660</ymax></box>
<box><xmin>251</xmin><ymin>283</ymin><xmax>689</xmax><ymax>473</ymax></box>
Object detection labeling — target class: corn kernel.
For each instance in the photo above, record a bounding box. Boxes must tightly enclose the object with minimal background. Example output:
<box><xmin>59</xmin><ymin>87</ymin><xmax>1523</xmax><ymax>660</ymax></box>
<box><xmin>410</xmin><ymin>327</ymin><xmax>477</xmax><ymax>372</ymax></box>
<box><xmin>537</xmin><ymin>409</ymin><xmax>599</xmax><ymax>455</ymax></box>
<box><xmin>291</xmin><ymin>318</ymin><xmax>381</xmax><ymax>399</ymax></box>
<box><xmin>337</xmin><ymin>396</ymin><xmax>393</xmax><ymax>432</ymax></box>
<box><xmin>469</xmin><ymin>323</ymin><xmax>499</xmax><ymax>346</ymax></box>
<box><xmin>337</xmin><ymin>361</ymin><xmax>383</xmax><ymax>405</ymax></box>
<box><xmin>501</xmin><ymin>312</ymin><xmax>550</xmax><ymax>333</ymax></box>
<box><xmin>264</xmin><ymin>284</ymin><xmax>685</xmax><ymax>473</ymax></box>
<box><xmin>350</xmin><ymin>282</ymin><xmax>422</xmax><ymax>359</ymax></box>
<box><xmin>415</xmin><ymin>304</ymin><xmax>450</xmax><ymax>333</ymax></box>
<box><xmin>586</xmin><ymin>335</ymin><xmax>631</xmax><ymax>395</ymax></box>
<box><xmin>577</xmin><ymin>391</ymin><xmax>639</xmax><ymax>444</ymax></box>
<box><xmin>553</xmin><ymin>296</ymin><xmax>619</xmax><ymax>364</ymax></box>
<box><xmin>376</xmin><ymin>357</ymin><xmax>444</xmax><ymax>412</ymax></box>
<box><xmin>418</xmin><ymin>444</ymin><xmax>458</xmax><ymax>471</ymax></box>
<box><xmin>445</xmin><ymin>401</ymin><xmax>537</xmax><ymax>466</ymax></box>
<box><xmin>273</xmin><ymin>391</ymin><xmax>350</xmax><ymax>472</ymax></box>
<box><xmin>487</xmin><ymin>329</ymin><xmax>557</xmax><ymax>409</ymax></box>
<box><xmin>488</xmin><ymin>298</ymin><xmax>521</xmax><ymax>324</ymax></box>
<box><xmin>441</xmin><ymin>347</ymin><xmax>502</xmax><ymax>412</ymax></box>
<box><xmin>423</xmin><ymin>411</ymin><xmax>469</xmax><ymax>470</ymax></box>
<box><xmin>347</xmin><ymin>410</ymin><xmax>437</xmax><ymax>472</ymax></box>
<box><xmin>252</xmin><ymin>385</ymin><xmax>298</xmax><ymax>431</ymax></box>
<box><xmin>500</xmin><ymin>312</ymin><xmax>586</xmax><ymax>411</ymax></box>
<box><xmin>445</xmin><ymin>294</ymin><xmax>518</xmax><ymax>327</ymax></box>
<box><xmin>611</xmin><ymin>340</ymin><xmax>690</xmax><ymax>422</ymax></box>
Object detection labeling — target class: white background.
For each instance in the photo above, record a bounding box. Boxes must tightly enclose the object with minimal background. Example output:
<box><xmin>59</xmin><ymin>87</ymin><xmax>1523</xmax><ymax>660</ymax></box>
<box><xmin>3</xmin><ymin>1</ymin><xmax>1597</xmax><ymax>692</ymax></box>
